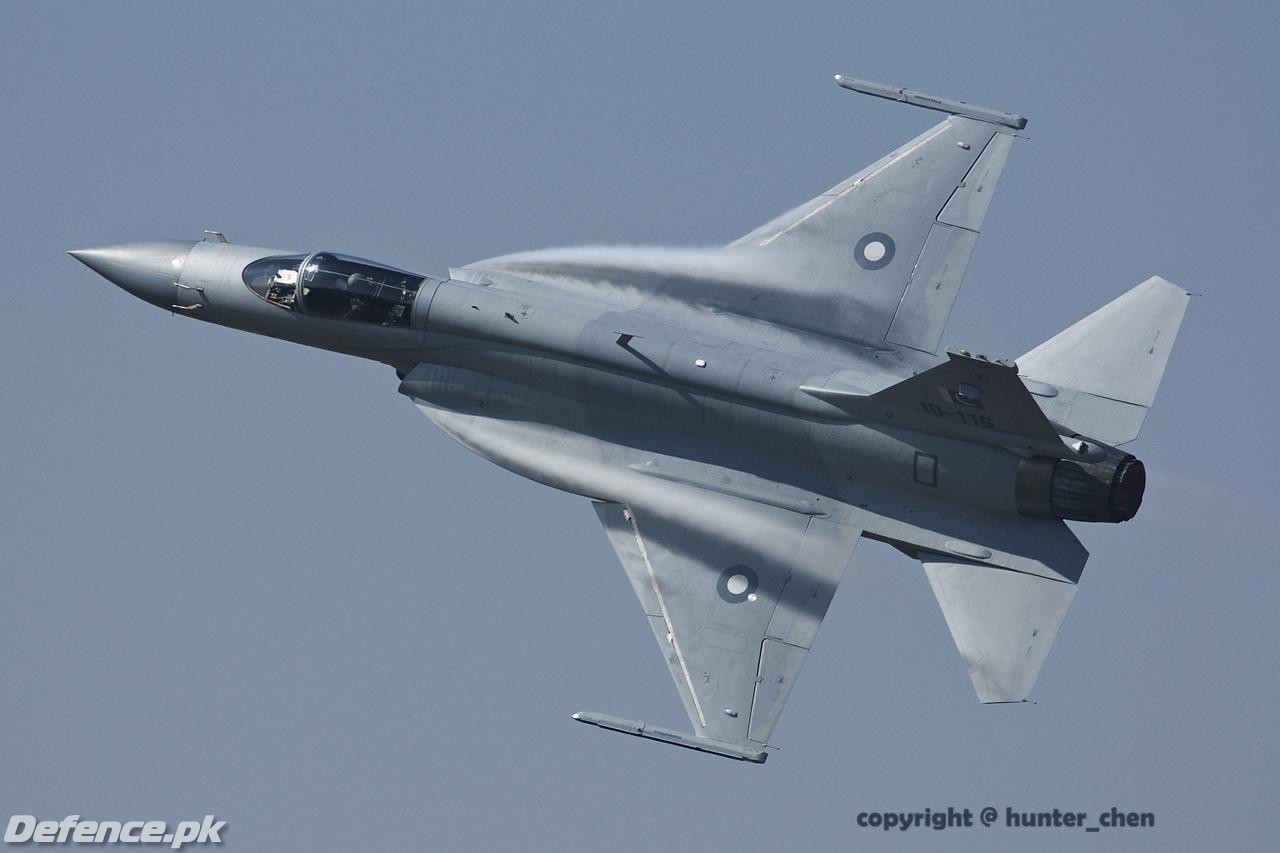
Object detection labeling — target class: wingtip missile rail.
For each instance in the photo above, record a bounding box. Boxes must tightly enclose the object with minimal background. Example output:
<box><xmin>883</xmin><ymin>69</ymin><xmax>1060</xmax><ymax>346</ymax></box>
<box><xmin>834</xmin><ymin>74</ymin><xmax>1028</xmax><ymax>130</ymax></box>
<box><xmin>572</xmin><ymin>712</ymin><xmax>768</xmax><ymax>763</ymax></box>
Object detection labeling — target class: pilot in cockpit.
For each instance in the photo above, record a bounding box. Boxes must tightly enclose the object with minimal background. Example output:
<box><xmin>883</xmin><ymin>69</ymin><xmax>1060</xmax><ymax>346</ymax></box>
<box><xmin>343</xmin><ymin>295</ymin><xmax>367</xmax><ymax>321</ymax></box>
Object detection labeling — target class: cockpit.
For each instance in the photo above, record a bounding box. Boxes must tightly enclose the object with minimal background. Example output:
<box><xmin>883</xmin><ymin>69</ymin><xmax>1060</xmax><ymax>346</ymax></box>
<box><xmin>242</xmin><ymin>252</ymin><xmax>427</xmax><ymax>327</ymax></box>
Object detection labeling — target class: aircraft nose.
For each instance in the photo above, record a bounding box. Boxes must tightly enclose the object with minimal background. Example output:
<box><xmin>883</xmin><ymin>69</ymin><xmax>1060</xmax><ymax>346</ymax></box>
<box><xmin>69</xmin><ymin>240</ymin><xmax>198</xmax><ymax>309</ymax></box>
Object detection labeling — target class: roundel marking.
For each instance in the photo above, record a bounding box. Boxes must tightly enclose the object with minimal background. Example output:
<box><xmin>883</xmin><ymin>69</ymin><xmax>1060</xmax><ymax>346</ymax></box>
<box><xmin>855</xmin><ymin>232</ymin><xmax>895</xmax><ymax>270</ymax></box>
<box><xmin>717</xmin><ymin>565</ymin><xmax>759</xmax><ymax>604</ymax></box>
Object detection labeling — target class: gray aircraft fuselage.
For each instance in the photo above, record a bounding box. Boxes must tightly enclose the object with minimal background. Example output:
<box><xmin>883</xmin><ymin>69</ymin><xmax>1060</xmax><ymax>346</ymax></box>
<box><xmin>72</xmin><ymin>238</ymin><xmax>1035</xmax><ymax>552</ymax></box>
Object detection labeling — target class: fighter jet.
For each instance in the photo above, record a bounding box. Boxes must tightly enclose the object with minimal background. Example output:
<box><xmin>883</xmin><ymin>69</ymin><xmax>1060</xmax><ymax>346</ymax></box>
<box><xmin>70</xmin><ymin>76</ymin><xmax>1189</xmax><ymax>764</ymax></box>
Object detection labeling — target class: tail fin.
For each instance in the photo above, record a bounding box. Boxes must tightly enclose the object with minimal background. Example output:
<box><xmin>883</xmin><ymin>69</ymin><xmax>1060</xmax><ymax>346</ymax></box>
<box><xmin>1018</xmin><ymin>276</ymin><xmax>1191</xmax><ymax>446</ymax></box>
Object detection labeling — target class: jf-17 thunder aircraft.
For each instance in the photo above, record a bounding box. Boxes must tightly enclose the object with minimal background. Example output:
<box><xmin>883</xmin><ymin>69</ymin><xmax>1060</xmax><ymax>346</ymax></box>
<box><xmin>71</xmin><ymin>76</ymin><xmax>1189</xmax><ymax>764</ymax></box>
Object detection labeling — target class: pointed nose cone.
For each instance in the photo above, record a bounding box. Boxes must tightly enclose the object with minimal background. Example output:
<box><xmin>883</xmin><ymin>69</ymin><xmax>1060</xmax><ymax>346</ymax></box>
<box><xmin>69</xmin><ymin>240</ymin><xmax>198</xmax><ymax>309</ymax></box>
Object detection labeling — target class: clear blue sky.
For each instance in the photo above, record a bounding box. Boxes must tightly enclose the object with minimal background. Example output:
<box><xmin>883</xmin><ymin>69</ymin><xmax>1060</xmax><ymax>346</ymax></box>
<box><xmin>3</xmin><ymin>1</ymin><xmax>1276</xmax><ymax>850</ymax></box>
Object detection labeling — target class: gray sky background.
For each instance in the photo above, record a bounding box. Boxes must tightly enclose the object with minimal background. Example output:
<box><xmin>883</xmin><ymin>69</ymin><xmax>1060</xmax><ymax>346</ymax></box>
<box><xmin>3</xmin><ymin>2</ymin><xmax>1277</xmax><ymax>850</ymax></box>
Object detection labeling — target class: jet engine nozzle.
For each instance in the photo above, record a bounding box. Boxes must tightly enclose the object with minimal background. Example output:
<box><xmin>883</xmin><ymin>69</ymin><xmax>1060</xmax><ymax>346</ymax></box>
<box><xmin>1015</xmin><ymin>447</ymin><xmax>1145</xmax><ymax>523</ymax></box>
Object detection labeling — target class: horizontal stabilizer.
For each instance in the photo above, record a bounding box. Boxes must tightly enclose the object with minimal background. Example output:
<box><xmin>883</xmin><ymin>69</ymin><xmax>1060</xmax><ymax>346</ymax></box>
<box><xmin>922</xmin><ymin>555</ymin><xmax>1077</xmax><ymax>703</ymax></box>
<box><xmin>572</xmin><ymin>712</ymin><xmax>768</xmax><ymax>763</ymax></box>
<box><xmin>1018</xmin><ymin>276</ymin><xmax>1191</xmax><ymax>445</ymax></box>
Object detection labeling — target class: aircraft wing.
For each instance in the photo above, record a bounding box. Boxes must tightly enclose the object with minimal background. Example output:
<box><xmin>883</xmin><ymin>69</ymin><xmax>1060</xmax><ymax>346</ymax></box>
<box><xmin>729</xmin><ymin>103</ymin><xmax>1017</xmax><ymax>354</ymax></box>
<box><xmin>461</xmin><ymin>82</ymin><xmax>1020</xmax><ymax>355</ymax></box>
<box><xmin>583</xmin><ymin>497</ymin><xmax>861</xmax><ymax>762</ymax></box>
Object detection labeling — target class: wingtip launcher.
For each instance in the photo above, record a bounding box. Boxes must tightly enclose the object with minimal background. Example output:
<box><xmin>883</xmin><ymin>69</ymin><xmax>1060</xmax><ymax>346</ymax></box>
<box><xmin>572</xmin><ymin>712</ymin><xmax>768</xmax><ymax>763</ymax></box>
<box><xmin>834</xmin><ymin>74</ymin><xmax>1028</xmax><ymax>130</ymax></box>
